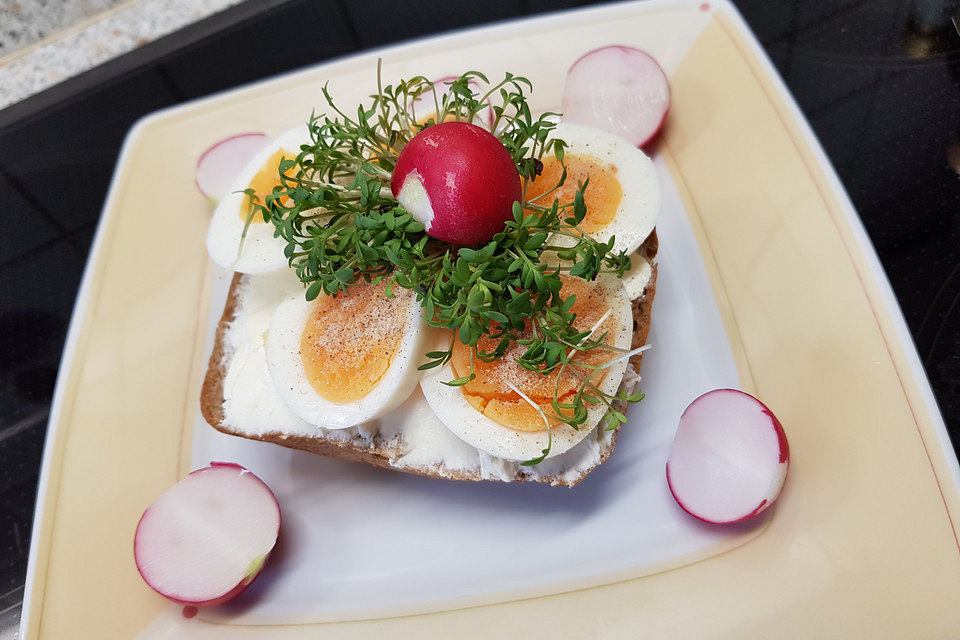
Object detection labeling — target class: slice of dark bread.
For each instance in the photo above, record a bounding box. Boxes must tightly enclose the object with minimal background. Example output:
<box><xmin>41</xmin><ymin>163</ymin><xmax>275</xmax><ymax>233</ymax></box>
<box><xmin>200</xmin><ymin>232</ymin><xmax>658</xmax><ymax>486</ymax></box>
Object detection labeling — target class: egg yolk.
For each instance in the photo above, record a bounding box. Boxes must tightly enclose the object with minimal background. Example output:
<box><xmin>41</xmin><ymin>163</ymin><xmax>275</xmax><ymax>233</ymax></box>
<box><xmin>417</xmin><ymin>112</ymin><xmax>461</xmax><ymax>126</ymax></box>
<box><xmin>451</xmin><ymin>277</ymin><xmax>614</xmax><ymax>433</ymax></box>
<box><xmin>300</xmin><ymin>280</ymin><xmax>410</xmax><ymax>403</ymax></box>
<box><xmin>240</xmin><ymin>149</ymin><xmax>295</xmax><ymax>223</ymax></box>
<box><xmin>525</xmin><ymin>153</ymin><xmax>623</xmax><ymax>234</ymax></box>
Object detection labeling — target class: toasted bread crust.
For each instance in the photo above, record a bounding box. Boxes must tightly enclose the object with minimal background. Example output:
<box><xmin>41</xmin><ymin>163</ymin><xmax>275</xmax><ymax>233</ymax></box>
<box><xmin>199</xmin><ymin>272</ymin><xmax>240</xmax><ymax>431</ymax></box>
<box><xmin>200</xmin><ymin>232</ymin><xmax>658</xmax><ymax>486</ymax></box>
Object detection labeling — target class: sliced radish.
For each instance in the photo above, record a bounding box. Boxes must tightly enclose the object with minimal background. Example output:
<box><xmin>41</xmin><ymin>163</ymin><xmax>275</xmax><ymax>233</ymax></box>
<box><xmin>411</xmin><ymin>76</ymin><xmax>494</xmax><ymax>128</ymax></box>
<box><xmin>134</xmin><ymin>462</ymin><xmax>281</xmax><ymax>606</ymax></box>
<box><xmin>392</xmin><ymin>121</ymin><xmax>521</xmax><ymax>244</ymax></box>
<box><xmin>562</xmin><ymin>46</ymin><xmax>671</xmax><ymax>148</ymax></box>
<box><xmin>196</xmin><ymin>133</ymin><xmax>270</xmax><ymax>203</ymax></box>
<box><xmin>666</xmin><ymin>389</ymin><xmax>789</xmax><ymax>524</ymax></box>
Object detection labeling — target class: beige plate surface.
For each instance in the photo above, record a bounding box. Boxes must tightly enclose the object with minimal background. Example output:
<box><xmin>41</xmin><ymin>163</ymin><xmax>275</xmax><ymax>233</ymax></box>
<box><xmin>20</xmin><ymin>1</ymin><xmax>960</xmax><ymax>638</ymax></box>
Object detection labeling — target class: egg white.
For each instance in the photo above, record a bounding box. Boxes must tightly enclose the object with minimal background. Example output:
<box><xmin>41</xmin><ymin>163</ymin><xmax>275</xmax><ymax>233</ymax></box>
<box><xmin>420</xmin><ymin>275</ymin><xmax>634</xmax><ymax>461</ymax></box>
<box><xmin>265</xmin><ymin>287</ymin><xmax>427</xmax><ymax>429</ymax></box>
<box><xmin>549</xmin><ymin>121</ymin><xmax>660</xmax><ymax>256</ymax></box>
<box><xmin>206</xmin><ymin>126</ymin><xmax>309</xmax><ymax>274</ymax></box>
<box><xmin>622</xmin><ymin>253</ymin><xmax>653</xmax><ymax>300</ymax></box>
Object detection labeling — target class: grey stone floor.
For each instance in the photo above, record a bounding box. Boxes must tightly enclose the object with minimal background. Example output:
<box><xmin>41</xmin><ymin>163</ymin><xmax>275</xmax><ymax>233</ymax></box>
<box><xmin>0</xmin><ymin>0</ymin><xmax>128</xmax><ymax>56</ymax></box>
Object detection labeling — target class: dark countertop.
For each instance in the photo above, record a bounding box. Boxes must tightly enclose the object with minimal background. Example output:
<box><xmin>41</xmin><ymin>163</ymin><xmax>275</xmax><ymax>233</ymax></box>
<box><xmin>1</xmin><ymin>0</ymin><xmax>958</xmax><ymax>632</ymax></box>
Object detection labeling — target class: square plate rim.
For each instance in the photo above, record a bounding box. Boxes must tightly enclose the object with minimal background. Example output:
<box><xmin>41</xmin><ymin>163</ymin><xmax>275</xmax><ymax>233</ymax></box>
<box><xmin>18</xmin><ymin>0</ymin><xmax>960</xmax><ymax>636</ymax></box>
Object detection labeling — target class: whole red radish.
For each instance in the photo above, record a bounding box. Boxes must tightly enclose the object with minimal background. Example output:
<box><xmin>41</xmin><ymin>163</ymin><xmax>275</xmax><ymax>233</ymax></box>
<box><xmin>392</xmin><ymin>121</ymin><xmax>521</xmax><ymax>244</ymax></box>
<box><xmin>134</xmin><ymin>462</ymin><xmax>281</xmax><ymax>607</ymax></box>
<box><xmin>666</xmin><ymin>389</ymin><xmax>789</xmax><ymax>524</ymax></box>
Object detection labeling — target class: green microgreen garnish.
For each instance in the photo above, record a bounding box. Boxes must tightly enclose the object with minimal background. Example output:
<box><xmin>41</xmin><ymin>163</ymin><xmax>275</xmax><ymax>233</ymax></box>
<box><xmin>248</xmin><ymin>62</ymin><xmax>646</xmax><ymax>464</ymax></box>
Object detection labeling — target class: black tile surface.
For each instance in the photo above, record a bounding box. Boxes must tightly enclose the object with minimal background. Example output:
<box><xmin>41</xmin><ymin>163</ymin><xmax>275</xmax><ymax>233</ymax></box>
<box><xmin>159</xmin><ymin>0</ymin><xmax>356</xmax><ymax>99</ymax></box>
<box><xmin>339</xmin><ymin>0</ymin><xmax>520</xmax><ymax>48</ymax></box>
<box><xmin>1</xmin><ymin>0</ymin><xmax>959</xmax><ymax>630</ymax></box>
<box><xmin>0</xmin><ymin>173</ymin><xmax>60</xmax><ymax>264</ymax></box>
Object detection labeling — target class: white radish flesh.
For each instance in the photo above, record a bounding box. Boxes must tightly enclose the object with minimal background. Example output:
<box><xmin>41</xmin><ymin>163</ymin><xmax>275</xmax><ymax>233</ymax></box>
<box><xmin>562</xmin><ymin>46</ymin><xmax>670</xmax><ymax>148</ymax></box>
<box><xmin>666</xmin><ymin>389</ymin><xmax>789</xmax><ymax>524</ymax></box>
<box><xmin>134</xmin><ymin>462</ymin><xmax>280</xmax><ymax>606</ymax></box>
<box><xmin>196</xmin><ymin>133</ymin><xmax>270</xmax><ymax>202</ymax></box>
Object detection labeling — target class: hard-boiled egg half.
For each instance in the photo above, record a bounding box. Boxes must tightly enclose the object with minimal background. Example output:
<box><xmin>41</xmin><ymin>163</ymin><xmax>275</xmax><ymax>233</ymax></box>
<box><xmin>206</xmin><ymin>126</ymin><xmax>309</xmax><ymax>274</ymax></box>
<box><xmin>526</xmin><ymin>122</ymin><xmax>660</xmax><ymax>257</ymax></box>
<box><xmin>421</xmin><ymin>275</ymin><xmax>633</xmax><ymax>461</ymax></box>
<box><xmin>266</xmin><ymin>279</ymin><xmax>426</xmax><ymax>428</ymax></box>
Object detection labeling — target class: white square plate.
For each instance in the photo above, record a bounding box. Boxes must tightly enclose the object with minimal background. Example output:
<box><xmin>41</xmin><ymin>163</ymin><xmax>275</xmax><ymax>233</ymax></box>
<box><xmin>192</xmin><ymin>158</ymin><xmax>754</xmax><ymax>623</ymax></box>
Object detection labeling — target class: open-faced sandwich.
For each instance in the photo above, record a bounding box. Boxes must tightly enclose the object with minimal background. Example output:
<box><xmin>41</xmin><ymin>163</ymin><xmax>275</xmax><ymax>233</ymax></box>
<box><xmin>200</xmin><ymin>67</ymin><xmax>662</xmax><ymax>486</ymax></box>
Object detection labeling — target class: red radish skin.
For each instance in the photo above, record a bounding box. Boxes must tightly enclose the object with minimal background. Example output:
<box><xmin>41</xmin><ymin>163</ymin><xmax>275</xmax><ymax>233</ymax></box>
<box><xmin>134</xmin><ymin>462</ymin><xmax>281</xmax><ymax>607</ymax></box>
<box><xmin>392</xmin><ymin>121</ymin><xmax>521</xmax><ymax>244</ymax></box>
<box><xmin>666</xmin><ymin>389</ymin><xmax>789</xmax><ymax>525</ymax></box>
<box><xmin>196</xmin><ymin>133</ymin><xmax>270</xmax><ymax>202</ymax></box>
<box><xmin>562</xmin><ymin>46</ymin><xmax>671</xmax><ymax>148</ymax></box>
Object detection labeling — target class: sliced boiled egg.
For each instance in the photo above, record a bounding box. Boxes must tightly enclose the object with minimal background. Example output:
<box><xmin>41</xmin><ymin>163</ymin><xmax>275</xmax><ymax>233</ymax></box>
<box><xmin>421</xmin><ymin>275</ymin><xmax>633</xmax><ymax>461</ymax></box>
<box><xmin>622</xmin><ymin>253</ymin><xmax>653</xmax><ymax>300</ymax></box>
<box><xmin>526</xmin><ymin>122</ymin><xmax>660</xmax><ymax>256</ymax></box>
<box><xmin>206</xmin><ymin>126</ymin><xmax>309</xmax><ymax>274</ymax></box>
<box><xmin>266</xmin><ymin>278</ymin><xmax>426</xmax><ymax>428</ymax></box>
